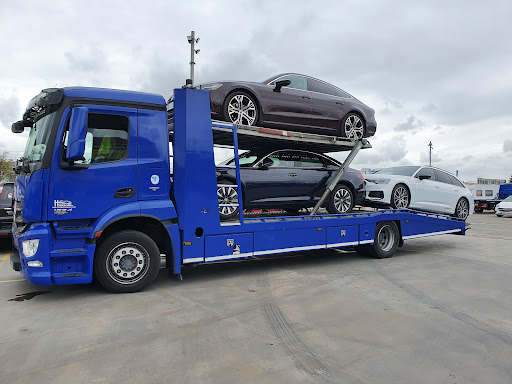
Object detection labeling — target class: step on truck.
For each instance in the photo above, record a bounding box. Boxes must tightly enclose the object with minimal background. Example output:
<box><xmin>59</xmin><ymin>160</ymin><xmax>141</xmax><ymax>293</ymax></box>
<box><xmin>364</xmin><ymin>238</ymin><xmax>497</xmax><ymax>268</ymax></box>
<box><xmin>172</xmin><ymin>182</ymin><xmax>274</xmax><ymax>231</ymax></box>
<box><xmin>10</xmin><ymin>87</ymin><xmax>468</xmax><ymax>292</ymax></box>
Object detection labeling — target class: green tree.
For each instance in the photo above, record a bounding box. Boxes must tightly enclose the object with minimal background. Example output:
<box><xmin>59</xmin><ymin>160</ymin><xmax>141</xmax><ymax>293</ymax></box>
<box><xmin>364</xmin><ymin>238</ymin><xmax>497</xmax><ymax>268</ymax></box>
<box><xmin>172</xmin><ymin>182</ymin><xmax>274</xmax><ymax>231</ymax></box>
<box><xmin>0</xmin><ymin>154</ymin><xmax>15</xmax><ymax>182</ymax></box>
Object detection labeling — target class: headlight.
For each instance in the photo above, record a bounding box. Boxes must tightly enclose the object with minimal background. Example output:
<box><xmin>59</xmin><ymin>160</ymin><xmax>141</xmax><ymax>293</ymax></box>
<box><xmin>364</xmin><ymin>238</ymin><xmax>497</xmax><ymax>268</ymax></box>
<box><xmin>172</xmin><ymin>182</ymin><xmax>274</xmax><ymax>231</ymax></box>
<box><xmin>199</xmin><ymin>83</ymin><xmax>223</xmax><ymax>91</ymax></box>
<box><xmin>22</xmin><ymin>239</ymin><xmax>40</xmax><ymax>257</ymax></box>
<box><xmin>367</xmin><ymin>179</ymin><xmax>390</xmax><ymax>185</ymax></box>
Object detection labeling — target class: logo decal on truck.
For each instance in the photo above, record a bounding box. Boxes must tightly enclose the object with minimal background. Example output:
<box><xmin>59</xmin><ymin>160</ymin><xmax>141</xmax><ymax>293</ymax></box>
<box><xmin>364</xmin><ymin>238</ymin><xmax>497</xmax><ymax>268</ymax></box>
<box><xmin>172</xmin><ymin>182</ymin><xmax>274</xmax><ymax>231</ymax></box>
<box><xmin>150</xmin><ymin>175</ymin><xmax>160</xmax><ymax>185</ymax></box>
<box><xmin>52</xmin><ymin>200</ymin><xmax>76</xmax><ymax>215</ymax></box>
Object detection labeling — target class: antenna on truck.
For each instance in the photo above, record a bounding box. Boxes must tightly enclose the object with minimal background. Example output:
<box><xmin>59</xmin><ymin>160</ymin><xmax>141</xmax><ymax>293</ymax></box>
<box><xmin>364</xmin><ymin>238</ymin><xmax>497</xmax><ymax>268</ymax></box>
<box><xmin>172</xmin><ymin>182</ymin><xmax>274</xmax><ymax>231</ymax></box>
<box><xmin>185</xmin><ymin>31</ymin><xmax>200</xmax><ymax>88</ymax></box>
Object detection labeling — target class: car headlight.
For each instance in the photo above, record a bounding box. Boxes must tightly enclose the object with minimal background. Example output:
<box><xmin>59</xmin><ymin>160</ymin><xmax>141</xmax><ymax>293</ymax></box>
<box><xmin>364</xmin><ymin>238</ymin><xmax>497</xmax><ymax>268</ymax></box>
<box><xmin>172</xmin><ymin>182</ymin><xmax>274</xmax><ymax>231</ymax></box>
<box><xmin>367</xmin><ymin>179</ymin><xmax>390</xmax><ymax>184</ymax></box>
<box><xmin>199</xmin><ymin>83</ymin><xmax>223</xmax><ymax>91</ymax></box>
<box><xmin>22</xmin><ymin>239</ymin><xmax>40</xmax><ymax>257</ymax></box>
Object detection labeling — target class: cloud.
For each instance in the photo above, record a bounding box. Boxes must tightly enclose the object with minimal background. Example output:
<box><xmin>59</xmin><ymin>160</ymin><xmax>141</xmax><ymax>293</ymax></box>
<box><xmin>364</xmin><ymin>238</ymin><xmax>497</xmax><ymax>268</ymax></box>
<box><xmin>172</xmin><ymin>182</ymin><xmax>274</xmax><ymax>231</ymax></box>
<box><xmin>419</xmin><ymin>151</ymin><xmax>442</xmax><ymax>164</ymax></box>
<box><xmin>0</xmin><ymin>95</ymin><xmax>20</xmax><ymax>128</ymax></box>
<box><xmin>504</xmin><ymin>139</ymin><xmax>512</xmax><ymax>153</ymax></box>
<box><xmin>394</xmin><ymin>115</ymin><xmax>426</xmax><ymax>134</ymax></box>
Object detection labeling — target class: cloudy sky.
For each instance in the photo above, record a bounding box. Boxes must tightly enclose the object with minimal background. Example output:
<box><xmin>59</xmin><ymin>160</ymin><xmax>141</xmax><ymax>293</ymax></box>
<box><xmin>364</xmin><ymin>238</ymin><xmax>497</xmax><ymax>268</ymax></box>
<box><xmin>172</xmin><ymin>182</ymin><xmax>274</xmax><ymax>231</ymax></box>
<box><xmin>1</xmin><ymin>0</ymin><xmax>511</xmax><ymax>181</ymax></box>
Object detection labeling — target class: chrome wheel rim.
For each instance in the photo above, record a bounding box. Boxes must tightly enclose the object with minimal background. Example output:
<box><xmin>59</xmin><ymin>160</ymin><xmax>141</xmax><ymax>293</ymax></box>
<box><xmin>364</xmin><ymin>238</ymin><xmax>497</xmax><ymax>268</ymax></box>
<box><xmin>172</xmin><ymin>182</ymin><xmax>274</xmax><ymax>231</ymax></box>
<box><xmin>227</xmin><ymin>94</ymin><xmax>257</xmax><ymax>126</ymax></box>
<box><xmin>393</xmin><ymin>186</ymin><xmax>409</xmax><ymax>209</ymax></box>
<box><xmin>334</xmin><ymin>188</ymin><xmax>352</xmax><ymax>213</ymax></box>
<box><xmin>106</xmin><ymin>242</ymin><xmax>150</xmax><ymax>285</ymax></box>
<box><xmin>218</xmin><ymin>185</ymin><xmax>239</xmax><ymax>216</ymax></box>
<box><xmin>344</xmin><ymin>115</ymin><xmax>364</xmax><ymax>139</ymax></box>
<box><xmin>377</xmin><ymin>225</ymin><xmax>394</xmax><ymax>252</ymax></box>
<box><xmin>456</xmin><ymin>199</ymin><xmax>469</xmax><ymax>219</ymax></box>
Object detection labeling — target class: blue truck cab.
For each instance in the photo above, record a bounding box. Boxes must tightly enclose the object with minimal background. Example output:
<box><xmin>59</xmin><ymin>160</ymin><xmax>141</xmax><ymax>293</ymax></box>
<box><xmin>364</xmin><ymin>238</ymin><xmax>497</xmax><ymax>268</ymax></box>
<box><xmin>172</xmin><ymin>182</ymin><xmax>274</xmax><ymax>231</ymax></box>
<box><xmin>10</xmin><ymin>86</ymin><xmax>467</xmax><ymax>292</ymax></box>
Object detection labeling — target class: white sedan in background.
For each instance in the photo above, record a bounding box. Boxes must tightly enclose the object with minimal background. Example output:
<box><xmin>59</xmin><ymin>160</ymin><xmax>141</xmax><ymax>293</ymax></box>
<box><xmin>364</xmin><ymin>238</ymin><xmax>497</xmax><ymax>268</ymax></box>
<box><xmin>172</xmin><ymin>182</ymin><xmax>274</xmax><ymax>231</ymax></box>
<box><xmin>364</xmin><ymin>166</ymin><xmax>474</xmax><ymax>220</ymax></box>
<box><xmin>495</xmin><ymin>196</ymin><xmax>512</xmax><ymax>217</ymax></box>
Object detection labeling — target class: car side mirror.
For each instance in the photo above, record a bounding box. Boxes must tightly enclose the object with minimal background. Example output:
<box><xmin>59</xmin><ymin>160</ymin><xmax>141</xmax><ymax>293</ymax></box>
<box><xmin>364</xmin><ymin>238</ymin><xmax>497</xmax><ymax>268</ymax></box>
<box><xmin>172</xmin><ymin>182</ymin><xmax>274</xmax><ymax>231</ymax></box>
<box><xmin>66</xmin><ymin>107</ymin><xmax>88</xmax><ymax>161</ymax></box>
<box><xmin>273</xmin><ymin>80</ymin><xmax>291</xmax><ymax>93</ymax></box>
<box><xmin>259</xmin><ymin>158</ymin><xmax>273</xmax><ymax>169</ymax></box>
<box><xmin>418</xmin><ymin>175</ymin><xmax>431</xmax><ymax>180</ymax></box>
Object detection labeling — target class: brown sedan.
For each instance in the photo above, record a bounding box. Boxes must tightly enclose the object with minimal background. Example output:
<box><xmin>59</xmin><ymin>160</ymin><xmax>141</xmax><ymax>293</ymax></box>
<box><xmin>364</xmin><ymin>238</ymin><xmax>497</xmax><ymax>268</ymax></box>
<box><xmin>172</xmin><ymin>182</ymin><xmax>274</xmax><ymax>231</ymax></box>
<box><xmin>198</xmin><ymin>73</ymin><xmax>377</xmax><ymax>139</ymax></box>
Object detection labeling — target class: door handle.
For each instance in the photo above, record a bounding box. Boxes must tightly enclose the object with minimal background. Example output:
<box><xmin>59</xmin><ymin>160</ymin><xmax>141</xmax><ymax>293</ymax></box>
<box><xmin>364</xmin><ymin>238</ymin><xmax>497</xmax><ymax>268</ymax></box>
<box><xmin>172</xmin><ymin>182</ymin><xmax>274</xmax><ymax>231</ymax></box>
<box><xmin>336</xmin><ymin>102</ymin><xmax>344</xmax><ymax>105</ymax></box>
<box><xmin>289</xmin><ymin>173</ymin><xmax>298</xmax><ymax>177</ymax></box>
<box><xmin>302</xmin><ymin>96</ymin><xmax>311</xmax><ymax>99</ymax></box>
<box><xmin>114</xmin><ymin>187</ymin><xmax>136</xmax><ymax>198</ymax></box>
<box><xmin>434</xmin><ymin>186</ymin><xmax>440</xmax><ymax>189</ymax></box>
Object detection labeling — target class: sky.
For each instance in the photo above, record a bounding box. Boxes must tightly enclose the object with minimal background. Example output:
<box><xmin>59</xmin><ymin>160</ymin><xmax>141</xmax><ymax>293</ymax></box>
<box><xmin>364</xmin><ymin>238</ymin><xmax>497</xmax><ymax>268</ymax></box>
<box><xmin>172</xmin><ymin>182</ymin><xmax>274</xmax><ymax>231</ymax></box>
<box><xmin>0</xmin><ymin>0</ymin><xmax>511</xmax><ymax>182</ymax></box>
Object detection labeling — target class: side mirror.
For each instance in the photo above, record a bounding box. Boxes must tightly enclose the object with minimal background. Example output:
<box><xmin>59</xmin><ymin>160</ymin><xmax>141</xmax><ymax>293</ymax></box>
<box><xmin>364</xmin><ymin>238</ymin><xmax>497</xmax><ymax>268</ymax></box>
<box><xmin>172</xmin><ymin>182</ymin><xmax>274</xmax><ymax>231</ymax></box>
<box><xmin>66</xmin><ymin>107</ymin><xmax>88</xmax><ymax>161</ymax></box>
<box><xmin>12</xmin><ymin>120</ymin><xmax>31</xmax><ymax>133</ymax></box>
<box><xmin>418</xmin><ymin>175</ymin><xmax>431</xmax><ymax>180</ymax></box>
<box><xmin>273</xmin><ymin>80</ymin><xmax>291</xmax><ymax>93</ymax></box>
<box><xmin>259</xmin><ymin>158</ymin><xmax>273</xmax><ymax>169</ymax></box>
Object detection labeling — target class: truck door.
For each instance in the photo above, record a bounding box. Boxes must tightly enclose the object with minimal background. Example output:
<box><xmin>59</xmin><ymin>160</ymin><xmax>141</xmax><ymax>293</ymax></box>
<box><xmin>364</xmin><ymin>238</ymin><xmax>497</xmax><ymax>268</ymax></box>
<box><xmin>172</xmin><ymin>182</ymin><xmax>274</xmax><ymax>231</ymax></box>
<box><xmin>48</xmin><ymin>105</ymin><xmax>138</xmax><ymax>221</ymax></box>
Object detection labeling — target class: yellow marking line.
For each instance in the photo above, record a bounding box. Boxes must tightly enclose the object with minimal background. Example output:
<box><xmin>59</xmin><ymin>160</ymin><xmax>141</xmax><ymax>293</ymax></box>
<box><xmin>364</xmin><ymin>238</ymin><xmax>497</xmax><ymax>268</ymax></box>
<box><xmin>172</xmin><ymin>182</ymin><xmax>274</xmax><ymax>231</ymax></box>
<box><xmin>0</xmin><ymin>279</ymin><xmax>25</xmax><ymax>284</ymax></box>
<box><xmin>0</xmin><ymin>253</ymin><xmax>11</xmax><ymax>269</ymax></box>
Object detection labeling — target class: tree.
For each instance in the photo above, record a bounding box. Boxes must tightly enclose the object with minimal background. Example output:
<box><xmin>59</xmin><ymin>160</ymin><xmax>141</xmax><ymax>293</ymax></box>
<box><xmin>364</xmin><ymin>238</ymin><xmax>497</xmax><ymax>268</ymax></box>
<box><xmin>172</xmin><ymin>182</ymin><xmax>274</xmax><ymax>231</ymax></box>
<box><xmin>0</xmin><ymin>154</ymin><xmax>15</xmax><ymax>182</ymax></box>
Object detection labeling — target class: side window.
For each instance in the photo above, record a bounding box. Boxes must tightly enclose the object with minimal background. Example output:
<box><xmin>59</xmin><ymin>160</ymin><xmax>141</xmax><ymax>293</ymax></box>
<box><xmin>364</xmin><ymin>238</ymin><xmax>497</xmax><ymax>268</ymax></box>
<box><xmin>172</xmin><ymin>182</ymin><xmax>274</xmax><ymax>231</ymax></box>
<box><xmin>433</xmin><ymin>169</ymin><xmax>452</xmax><ymax>184</ymax></box>
<box><xmin>476</xmin><ymin>190</ymin><xmax>482</xmax><ymax>196</ymax></box>
<box><xmin>265</xmin><ymin>151</ymin><xmax>299</xmax><ymax>167</ymax></box>
<box><xmin>448</xmin><ymin>174</ymin><xmax>465</xmax><ymax>188</ymax></box>
<box><xmin>485</xmin><ymin>190</ymin><xmax>494</xmax><ymax>197</ymax></box>
<box><xmin>308</xmin><ymin>79</ymin><xmax>339</xmax><ymax>97</ymax></box>
<box><xmin>270</xmin><ymin>75</ymin><xmax>307</xmax><ymax>91</ymax></box>
<box><xmin>415</xmin><ymin>168</ymin><xmax>435</xmax><ymax>180</ymax></box>
<box><xmin>298</xmin><ymin>153</ymin><xmax>324</xmax><ymax>168</ymax></box>
<box><xmin>64</xmin><ymin>113</ymin><xmax>129</xmax><ymax>165</ymax></box>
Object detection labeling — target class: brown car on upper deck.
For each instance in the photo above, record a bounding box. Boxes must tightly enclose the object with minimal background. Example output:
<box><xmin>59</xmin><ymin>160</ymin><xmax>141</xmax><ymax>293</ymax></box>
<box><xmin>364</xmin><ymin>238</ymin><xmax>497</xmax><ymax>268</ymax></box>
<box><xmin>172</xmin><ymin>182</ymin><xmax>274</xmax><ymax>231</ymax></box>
<box><xmin>198</xmin><ymin>73</ymin><xmax>377</xmax><ymax>140</ymax></box>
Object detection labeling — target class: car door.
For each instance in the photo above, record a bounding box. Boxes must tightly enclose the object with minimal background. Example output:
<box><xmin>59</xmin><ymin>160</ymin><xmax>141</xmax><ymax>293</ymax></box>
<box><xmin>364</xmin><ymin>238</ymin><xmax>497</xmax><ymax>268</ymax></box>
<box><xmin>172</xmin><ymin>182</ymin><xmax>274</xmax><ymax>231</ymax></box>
<box><xmin>48</xmin><ymin>104</ymin><xmax>138</xmax><ymax>221</ymax></box>
<box><xmin>265</xmin><ymin>75</ymin><xmax>312</xmax><ymax>128</ymax></box>
<box><xmin>295</xmin><ymin>151</ymin><xmax>332</xmax><ymax>200</ymax></box>
<box><xmin>308</xmin><ymin>78</ymin><xmax>348</xmax><ymax>134</ymax></box>
<box><xmin>433</xmin><ymin>169</ymin><xmax>459</xmax><ymax>213</ymax></box>
<box><xmin>245</xmin><ymin>150</ymin><xmax>303</xmax><ymax>206</ymax></box>
<box><xmin>411</xmin><ymin>167</ymin><xmax>440</xmax><ymax>210</ymax></box>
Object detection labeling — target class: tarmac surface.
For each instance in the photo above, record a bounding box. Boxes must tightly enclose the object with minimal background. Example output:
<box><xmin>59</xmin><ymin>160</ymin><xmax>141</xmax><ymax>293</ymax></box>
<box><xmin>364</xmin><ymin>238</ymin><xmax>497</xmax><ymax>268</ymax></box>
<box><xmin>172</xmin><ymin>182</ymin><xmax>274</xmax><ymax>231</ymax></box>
<box><xmin>0</xmin><ymin>211</ymin><xmax>511</xmax><ymax>384</ymax></box>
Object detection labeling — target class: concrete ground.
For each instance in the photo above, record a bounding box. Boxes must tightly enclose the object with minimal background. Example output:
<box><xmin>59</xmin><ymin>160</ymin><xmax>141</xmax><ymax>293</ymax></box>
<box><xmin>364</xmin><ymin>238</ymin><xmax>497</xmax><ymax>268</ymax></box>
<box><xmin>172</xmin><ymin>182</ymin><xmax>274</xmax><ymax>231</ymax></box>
<box><xmin>0</xmin><ymin>212</ymin><xmax>511</xmax><ymax>384</ymax></box>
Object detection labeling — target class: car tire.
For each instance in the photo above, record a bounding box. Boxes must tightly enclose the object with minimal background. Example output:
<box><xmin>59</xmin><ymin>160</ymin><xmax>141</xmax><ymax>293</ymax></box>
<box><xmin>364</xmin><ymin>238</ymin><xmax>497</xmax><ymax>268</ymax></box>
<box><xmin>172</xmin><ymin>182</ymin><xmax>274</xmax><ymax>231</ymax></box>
<box><xmin>390</xmin><ymin>184</ymin><xmax>410</xmax><ymax>209</ymax></box>
<box><xmin>341</xmin><ymin>113</ymin><xmax>365</xmax><ymax>139</ymax></box>
<box><xmin>326</xmin><ymin>184</ymin><xmax>354</xmax><ymax>214</ymax></box>
<box><xmin>223</xmin><ymin>91</ymin><xmax>259</xmax><ymax>126</ymax></box>
<box><xmin>94</xmin><ymin>230</ymin><xmax>161</xmax><ymax>293</ymax></box>
<box><xmin>218</xmin><ymin>180</ymin><xmax>240</xmax><ymax>220</ymax></box>
<box><xmin>454</xmin><ymin>198</ymin><xmax>470</xmax><ymax>220</ymax></box>
<box><xmin>356</xmin><ymin>221</ymin><xmax>400</xmax><ymax>259</ymax></box>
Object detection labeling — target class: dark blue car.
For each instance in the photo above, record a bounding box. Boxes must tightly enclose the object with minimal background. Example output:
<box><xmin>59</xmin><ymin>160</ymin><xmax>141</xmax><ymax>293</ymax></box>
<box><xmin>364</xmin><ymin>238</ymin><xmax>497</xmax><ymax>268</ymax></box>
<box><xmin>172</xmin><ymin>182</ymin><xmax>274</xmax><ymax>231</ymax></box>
<box><xmin>216</xmin><ymin>149</ymin><xmax>365</xmax><ymax>219</ymax></box>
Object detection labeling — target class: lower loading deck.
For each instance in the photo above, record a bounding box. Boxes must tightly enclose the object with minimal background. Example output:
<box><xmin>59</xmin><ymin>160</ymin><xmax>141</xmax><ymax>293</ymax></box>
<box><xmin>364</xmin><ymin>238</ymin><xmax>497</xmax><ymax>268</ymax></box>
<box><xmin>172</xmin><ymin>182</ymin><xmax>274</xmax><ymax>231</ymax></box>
<box><xmin>181</xmin><ymin>209</ymin><xmax>467</xmax><ymax>264</ymax></box>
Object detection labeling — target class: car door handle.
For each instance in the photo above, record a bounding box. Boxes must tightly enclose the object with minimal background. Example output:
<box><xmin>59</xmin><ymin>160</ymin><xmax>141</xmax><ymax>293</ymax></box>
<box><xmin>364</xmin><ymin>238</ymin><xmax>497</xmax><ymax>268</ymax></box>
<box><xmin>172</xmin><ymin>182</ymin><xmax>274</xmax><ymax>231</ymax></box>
<box><xmin>289</xmin><ymin>173</ymin><xmax>298</xmax><ymax>177</ymax></box>
<box><xmin>302</xmin><ymin>96</ymin><xmax>311</xmax><ymax>99</ymax></box>
<box><xmin>336</xmin><ymin>102</ymin><xmax>344</xmax><ymax>105</ymax></box>
<box><xmin>434</xmin><ymin>186</ymin><xmax>440</xmax><ymax>189</ymax></box>
<box><xmin>114</xmin><ymin>187</ymin><xmax>136</xmax><ymax>198</ymax></box>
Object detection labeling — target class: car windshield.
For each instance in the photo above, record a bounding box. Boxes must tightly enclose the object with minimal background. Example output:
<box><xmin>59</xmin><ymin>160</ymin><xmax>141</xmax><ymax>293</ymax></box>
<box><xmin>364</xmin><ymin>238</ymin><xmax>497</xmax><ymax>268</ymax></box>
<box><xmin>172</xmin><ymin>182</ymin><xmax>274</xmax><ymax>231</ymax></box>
<box><xmin>375</xmin><ymin>166</ymin><xmax>420</xmax><ymax>176</ymax></box>
<box><xmin>502</xmin><ymin>195</ymin><xmax>512</xmax><ymax>202</ymax></box>
<box><xmin>23</xmin><ymin>110</ymin><xmax>57</xmax><ymax>163</ymax></box>
<box><xmin>225</xmin><ymin>151</ymin><xmax>259</xmax><ymax>167</ymax></box>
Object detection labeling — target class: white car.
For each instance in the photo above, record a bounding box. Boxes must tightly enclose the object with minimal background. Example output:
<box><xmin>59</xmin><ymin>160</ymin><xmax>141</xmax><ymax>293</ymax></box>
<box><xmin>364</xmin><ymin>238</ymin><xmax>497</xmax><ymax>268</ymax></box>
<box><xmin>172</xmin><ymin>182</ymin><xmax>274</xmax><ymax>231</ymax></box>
<box><xmin>364</xmin><ymin>166</ymin><xmax>474</xmax><ymax>220</ymax></box>
<box><xmin>495</xmin><ymin>195</ymin><xmax>512</xmax><ymax>217</ymax></box>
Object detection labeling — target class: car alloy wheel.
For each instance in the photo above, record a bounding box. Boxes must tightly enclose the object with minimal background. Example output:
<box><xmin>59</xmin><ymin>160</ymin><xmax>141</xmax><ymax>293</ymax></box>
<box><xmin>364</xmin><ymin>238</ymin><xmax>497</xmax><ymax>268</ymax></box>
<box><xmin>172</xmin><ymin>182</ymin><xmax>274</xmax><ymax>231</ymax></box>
<box><xmin>226</xmin><ymin>92</ymin><xmax>258</xmax><ymax>126</ymax></box>
<box><xmin>455</xmin><ymin>198</ymin><xmax>469</xmax><ymax>220</ymax></box>
<box><xmin>343</xmin><ymin>114</ymin><xmax>365</xmax><ymax>139</ymax></box>
<box><xmin>334</xmin><ymin>187</ymin><xmax>352</xmax><ymax>213</ymax></box>
<box><xmin>217</xmin><ymin>181</ymin><xmax>239</xmax><ymax>219</ymax></box>
<box><xmin>391</xmin><ymin>184</ymin><xmax>410</xmax><ymax>209</ymax></box>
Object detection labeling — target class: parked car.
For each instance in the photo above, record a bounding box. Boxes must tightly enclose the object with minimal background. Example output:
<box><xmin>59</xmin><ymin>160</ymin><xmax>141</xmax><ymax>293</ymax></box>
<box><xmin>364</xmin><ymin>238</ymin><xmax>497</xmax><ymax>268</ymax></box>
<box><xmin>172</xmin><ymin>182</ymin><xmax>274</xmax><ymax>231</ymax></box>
<box><xmin>0</xmin><ymin>181</ymin><xmax>14</xmax><ymax>237</ymax></box>
<box><xmin>216</xmin><ymin>149</ymin><xmax>365</xmax><ymax>219</ymax></box>
<box><xmin>198</xmin><ymin>73</ymin><xmax>377</xmax><ymax>140</ymax></box>
<box><xmin>495</xmin><ymin>195</ymin><xmax>512</xmax><ymax>217</ymax></box>
<box><xmin>364</xmin><ymin>166</ymin><xmax>474</xmax><ymax>220</ymax></box>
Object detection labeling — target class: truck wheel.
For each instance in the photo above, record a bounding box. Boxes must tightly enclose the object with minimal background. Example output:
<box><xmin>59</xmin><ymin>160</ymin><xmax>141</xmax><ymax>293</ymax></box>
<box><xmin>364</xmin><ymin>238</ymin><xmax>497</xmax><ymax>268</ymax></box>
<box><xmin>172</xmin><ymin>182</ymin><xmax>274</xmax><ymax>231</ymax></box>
<box><xmin>94</xmin><ymin>230</ymin><xmax>161</xmax><ymax>293</ymax></box>
<box><xmin>474</xmin><ymin>208</ymin><xmax>483</xmax><ymax>213</ymax></box>
<box><xmin>357</xmin><ymin>221</ymin><xmax>400</xmax><ymax>259</ymax></box>
<box><xmin>218</xmin><ymin>180</ymin><xmax>240</xmax><ymax>220</ymax></box>
<box><xmin>326</xmin><ymin>184</ymin><xmax>354</xmax><ymax>214</ymax></box>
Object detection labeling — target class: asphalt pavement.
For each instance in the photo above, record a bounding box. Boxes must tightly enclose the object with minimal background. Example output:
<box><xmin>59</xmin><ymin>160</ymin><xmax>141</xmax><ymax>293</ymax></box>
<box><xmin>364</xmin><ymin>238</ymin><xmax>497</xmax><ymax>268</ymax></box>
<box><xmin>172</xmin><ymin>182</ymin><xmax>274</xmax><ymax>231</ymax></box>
<box><xmin>0</xmin><ymin>212</ymin><xmax>511</xmax><ymax>384</ymax></box>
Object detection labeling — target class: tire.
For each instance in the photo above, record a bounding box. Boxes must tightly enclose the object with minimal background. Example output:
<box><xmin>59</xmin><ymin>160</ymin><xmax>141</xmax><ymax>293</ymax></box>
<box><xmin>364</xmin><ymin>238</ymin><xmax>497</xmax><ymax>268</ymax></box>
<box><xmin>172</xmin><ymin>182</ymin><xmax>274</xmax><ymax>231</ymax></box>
<box><xmin>454</xmin><ymin>198</ymin><xmax>470</xmax><ymax>220</ymax></box>
<box><xmin>341</xmin><ymin>113</ymin><xmax>365</xmax><ymax>139</ymax></box>
<box><xmin>217</xmin><ymin>180</ymin><xmax>240</xmax><ymax>220</ymax></box>
<box><xmin>326</xmin><ymin>184</ymin><xmax>354</xmax><ymax>214</ymax></box>
<box><xmin>94</xmin><ymin>230</ymin><xmax>161</xmax><ymax>293</ymax></box>
<box><xmin>358</xmin><ymin>221</ymin><xmax>400</xmax><ymax>259</ymax></box>
<box><xmin>223</xmin><ymin>91</ymin><xmax>259</xmax><ymax>126</ymax></box>
<box><xmin>474</xmin><ymin>208</ymin><xmax>483</xmax><ymax>213</ymax></box>
<box><xmin>390</xmin><ymin>184</ymin><xmax>410</xmax><ymax>209</ymax></box>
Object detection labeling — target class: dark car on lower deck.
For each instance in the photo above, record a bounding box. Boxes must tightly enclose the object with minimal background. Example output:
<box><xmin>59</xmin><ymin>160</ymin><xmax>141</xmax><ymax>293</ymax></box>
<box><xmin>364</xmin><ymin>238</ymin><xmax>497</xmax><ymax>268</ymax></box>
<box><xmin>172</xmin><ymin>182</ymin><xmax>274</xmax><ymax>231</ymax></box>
<box><xmin>216</xmin><ymin>149</ymin><xmax>365</xmax><ymax>220</ymax></box>
<box><xmin>0</xmin><ymin>182</ymin><xmax>14</xmax><ymax>237</ymax></box>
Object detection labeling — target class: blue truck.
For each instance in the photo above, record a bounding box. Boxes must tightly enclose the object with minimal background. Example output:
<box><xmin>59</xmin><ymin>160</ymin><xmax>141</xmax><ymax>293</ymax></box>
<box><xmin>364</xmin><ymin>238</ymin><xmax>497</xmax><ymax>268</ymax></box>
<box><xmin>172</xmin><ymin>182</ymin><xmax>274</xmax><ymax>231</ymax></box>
<box><xmin>9</xmin><ymin>86</ymin><xmax>468</xmax><ymax>292</ymax></box>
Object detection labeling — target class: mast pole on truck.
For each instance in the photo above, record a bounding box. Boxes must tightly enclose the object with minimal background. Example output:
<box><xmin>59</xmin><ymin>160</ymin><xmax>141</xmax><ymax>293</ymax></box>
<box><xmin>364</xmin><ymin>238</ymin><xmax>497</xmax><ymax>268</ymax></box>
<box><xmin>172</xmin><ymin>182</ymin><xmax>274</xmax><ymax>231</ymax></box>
<box><xmin>186</xmin><ymin>31</ymin><xmax>200</xmax><ymax>88</ymax></box>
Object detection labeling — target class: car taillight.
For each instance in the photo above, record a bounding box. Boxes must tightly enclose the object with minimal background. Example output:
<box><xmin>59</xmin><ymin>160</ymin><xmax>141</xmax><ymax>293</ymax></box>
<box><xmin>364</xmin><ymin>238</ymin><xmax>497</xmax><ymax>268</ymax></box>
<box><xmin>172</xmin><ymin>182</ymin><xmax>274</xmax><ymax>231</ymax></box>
<box><xmin>359</xmin><ymin>173</ymin><xmax>365</xmax><ymax>182</ymax></box>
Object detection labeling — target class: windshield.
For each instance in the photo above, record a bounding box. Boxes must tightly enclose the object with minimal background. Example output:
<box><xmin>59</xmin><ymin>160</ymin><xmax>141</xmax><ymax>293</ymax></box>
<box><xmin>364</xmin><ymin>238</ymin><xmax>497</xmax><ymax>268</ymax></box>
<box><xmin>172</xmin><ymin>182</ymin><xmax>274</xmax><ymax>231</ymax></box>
<box><xmin>375</xmin><ymin>166</ymin><xmax>420</xmax><ymax>176</ymax></box>
<box><xmin>502</xmin><ymin>195</ymin><xmax>512</xmax><ymax>202</ymax></box>
<box><xmin>23</xmin><ymin>110</ymin><xmax>57</xmax><ymax>163</ymax></box>
<box><xmin>225</xmin><ymin>151</ymin><xmax>259</xmax><ymax>167</ymax></box>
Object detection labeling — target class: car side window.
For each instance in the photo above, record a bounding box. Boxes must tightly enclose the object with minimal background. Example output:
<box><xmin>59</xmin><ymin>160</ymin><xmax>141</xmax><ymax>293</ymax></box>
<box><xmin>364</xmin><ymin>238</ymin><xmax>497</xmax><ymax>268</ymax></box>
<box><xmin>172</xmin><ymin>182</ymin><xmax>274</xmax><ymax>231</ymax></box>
<box><xmin>415</xmin><ymin>168</ymin><xmax>435</xmax><ymax>180</ymax></box>
<box><xmin>433</xmin><ymin>169</ymin><xmax>452</xmax><ymax>184</ymax></box>
<box><xmin>308</xmin><ymin>79</ymin><xmax>339</xmax><ymax>97</ymax></box>
<box><xmin>270</xmin><ymin>75</ymin><xmax>307</xmax><ymax>91</ymax></box>
<box><xmin>298</xmin><ymin>153</ymin><xmax>324</xmax><ymax>168</ymax></box>
<box><xmin>264</xmin><ymin>151</ymin><xmax>299</xmax><ymax>168</ymax></box>
<box><xmin>448</xmin><ymin>175</ymin><xmax>465</xmax><ymax>188</ymax></box>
